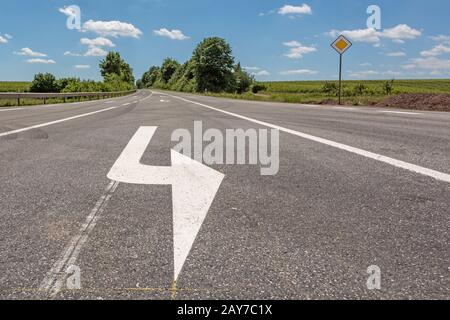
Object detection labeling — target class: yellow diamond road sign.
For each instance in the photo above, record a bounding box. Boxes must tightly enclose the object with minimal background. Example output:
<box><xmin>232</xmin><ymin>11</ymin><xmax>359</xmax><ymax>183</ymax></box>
<box><xmin>331</xmin><ymin>35</ymin><xmax>352</xmax><ymax>54</ymax></box>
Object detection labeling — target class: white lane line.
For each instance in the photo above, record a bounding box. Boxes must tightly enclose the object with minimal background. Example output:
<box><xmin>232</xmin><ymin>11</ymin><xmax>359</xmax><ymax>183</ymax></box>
<box><xmin>140</xmin><ymin>94</ymin><xmax>153</xmax><ymax>102</ymax></box>
<box><xmin>0</xmin><ymin>106</ymin><xmax>125</xmax><ymax>138</ymax></box>
<box><xmin>40</xmin><ymin>181</ymin><xmax>120</xmax><ymax>297</ymax></box>
<box><xmin>122</xmin><ymin>103</ymin><xmax>131</xmax><ymax>106</ymax></box>
<box><xmin>159</xmin><ymin>92</ymin><xmax>450</xmax><ymax>184</ymax></box>
<box><xmin>381</xmin><ymin>111</ymin><xmax>422</xmax><ymax>115</ymax></box>
<box><xmin>0</xmin><ymin>93</ymin><xmax>152</xmax><ymax>136</ymax></box>
<box><xmin>334</xmin><ymin>107</ymin><xmax>357</xmax><ymax>111</ymax></box>
<box><xmin>0</xmin><ymin>108</ymin><xmax>26</xmax><ymax>112</ymax></box>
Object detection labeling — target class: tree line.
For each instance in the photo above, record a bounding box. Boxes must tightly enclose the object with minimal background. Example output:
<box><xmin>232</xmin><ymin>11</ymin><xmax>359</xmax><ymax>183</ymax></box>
<box><xmin>29</xmin><ymin>52</ymin><xmax>135</xmax><ymax>93</ymax></box>
<box><xmin>137</xmin><ymin>37</ymin><xmax>262</xmax><ymax>94</ymax></box>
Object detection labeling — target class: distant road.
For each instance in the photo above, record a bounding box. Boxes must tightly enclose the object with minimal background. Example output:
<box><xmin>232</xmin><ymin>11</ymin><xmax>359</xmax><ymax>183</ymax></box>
<box><xmin>0</xmin><ymin>90</ymin><xmax>448</xmax><ymax>299</ymax></box>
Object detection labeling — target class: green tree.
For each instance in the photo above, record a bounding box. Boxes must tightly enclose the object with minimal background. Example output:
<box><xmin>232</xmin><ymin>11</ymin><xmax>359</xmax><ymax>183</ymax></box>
<box><xmin>160</xmin><ymin>58</ymin><xmax>180</xmax><ymax>83</ymax></box>
<box><xmin>191</xmin><ymin>37</ymin><xmax>235</xmax><ymax>92</ymax></box>
<box><xmin>99</xmin><ymin>52</ymin><xmax>135</xmax><ymax>85</ymax></box>
<box><xmin>103</xmin><ymin>73</ymin><xmax>134</xmax><ymax>92</ymax></box>
<box><xmin>141</xmin><ymin>66</ymin><xmax>160</xmax><ymax>87</ymax></box>
<box><xmin>233</xmin><ymin>63</ymin><xmax>254</xmax><ymax>94</ymax></box>
<box><xmin>30</xmin><ymin>73</ymin><xmax>59</xmax><ymax>93</ymax></box>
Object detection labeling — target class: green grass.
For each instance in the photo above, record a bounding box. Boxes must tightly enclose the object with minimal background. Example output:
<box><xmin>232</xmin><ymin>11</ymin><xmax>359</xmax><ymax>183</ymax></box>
<box><xmin>0</xmin><ymin>81</ymin><xmax>31</xmax><ymax>93</ymax></box>
<box><xmin>0</xmin><ymin>81</ymin><xmax>135</xmax><ymax>107</ymax></box>
<box><xmin>204</xmin><ymin>79</ymin><xmax>450</xmax><ymax>106</ymax></box>
<box><xmin>0</xmin><ymin>97</ymin><xmax>100</xmax><ymax>108</ymax></box>
<box><xmin>263</xmin><ymin>79</ymin><xmax>450</xmax><ymax>95</ymax></box>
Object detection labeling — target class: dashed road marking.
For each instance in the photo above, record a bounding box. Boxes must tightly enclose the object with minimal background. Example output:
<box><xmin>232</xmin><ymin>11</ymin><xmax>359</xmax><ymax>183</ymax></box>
<box><xmin>381</xmin><ymin>111</ymin><xmax>422</xmax><ymax>115</ymax></box>
<box><xmin>39</xmin><ymin>181</ymin><xmax>120</xmax><ymax>297</ymax></box>
<box><xmin>0</xmin><ymin>106</ymin><xmax>118</xmax><ymax>138</ymax></box>
<box><xmin>0</xmin><ymin>93</ymin><xmax>153</xmax><ymax>138</ymax></box>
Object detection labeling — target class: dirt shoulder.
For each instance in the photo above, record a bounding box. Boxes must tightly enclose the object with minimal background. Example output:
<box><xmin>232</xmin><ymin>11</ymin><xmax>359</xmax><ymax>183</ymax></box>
<box><xmin>375</xmin><ymin>93</ymin><xmax>450</xmax><ymax>112</ymax></box>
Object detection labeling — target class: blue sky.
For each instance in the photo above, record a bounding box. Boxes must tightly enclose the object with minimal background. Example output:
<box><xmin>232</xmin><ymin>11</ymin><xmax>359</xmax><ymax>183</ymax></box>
<box><xmin>1</xmin><ymin>0</ymin><xmax>450</xmax><ymax>81</ymax></box>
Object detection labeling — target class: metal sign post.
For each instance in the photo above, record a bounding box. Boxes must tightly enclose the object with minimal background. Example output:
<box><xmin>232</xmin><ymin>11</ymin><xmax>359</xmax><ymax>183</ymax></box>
<box><xmin>331</xmin><ymin>35</ymin><xmax>352</xmax><ymax>105</ymax></box>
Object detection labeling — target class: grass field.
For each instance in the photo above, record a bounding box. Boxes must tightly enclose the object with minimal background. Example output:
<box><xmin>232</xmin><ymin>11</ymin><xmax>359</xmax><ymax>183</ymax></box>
<box><xmin>207</xmin><ymin>79</ymin><xmax>450</xmax><ymax>106</ymax></box>
<box><xmin>2</xmin><ymin>79</ymin><xmax>450</xmax><ymax>108</ymax></box>
<box><xmin>0</xmin><ymin>81</ymin><xmax>30</xmax><ymax>93</ymax></box>
<box><xmin>0</xmin><ymin>81</ymin><xmax>121</xmax><ymax>107</ymax></box>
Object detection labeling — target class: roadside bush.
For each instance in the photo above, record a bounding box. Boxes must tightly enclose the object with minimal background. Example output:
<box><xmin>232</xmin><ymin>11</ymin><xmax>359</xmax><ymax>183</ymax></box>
<box><xmin>251</xmin><ymin>83</ymin><xmax>267</xmax><ymax>94</ymax></box>
<box><xmin>233</xmin><ymin>63</ymin><xmax>254</xmax><ymax>94</ymax></box>
<box><xmin>30</xmin><ymin>73</ymin><xmax>59</xmax><ymax>93</ymax></box>
<box><xmin>353</xmin><ymin>83</ymin><xmax>367</xmax><ymax>96</ymax></box>
<box><xmin>382</xmin><ymin>79</ymin><xmax>395</xmax><ymax>95</ymax></box>
<box><xmin>321</xmin><ymin>82</ymin><xmax>338</xmax><ymax>96</ymax></box>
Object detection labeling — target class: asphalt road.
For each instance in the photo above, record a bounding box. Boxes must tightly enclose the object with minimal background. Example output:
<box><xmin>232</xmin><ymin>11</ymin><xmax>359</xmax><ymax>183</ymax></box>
<box><xmin>0</xmin><ymin>90</ymin><xmax>448</xmax><ymax>300</ymax></box>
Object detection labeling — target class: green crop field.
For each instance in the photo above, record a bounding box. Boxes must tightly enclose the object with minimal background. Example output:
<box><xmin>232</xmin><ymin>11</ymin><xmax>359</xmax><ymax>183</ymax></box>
<box><xmin>263</xmin><ymin>79</ymin><xmax>450</xmax><ymax>95</ymax></box>
<box><xmin>205</xmin><ymin>79</ymin><xmax>450</xmax><ymax>106</ymax></box>
<box><xmin>0</xmin><ymin>81</ymin><xmax>31</xmax><ymax>93</ymax></box>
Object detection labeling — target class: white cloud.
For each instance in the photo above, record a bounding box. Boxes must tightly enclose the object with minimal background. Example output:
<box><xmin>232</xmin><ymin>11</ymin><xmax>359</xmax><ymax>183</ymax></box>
<box><xmin>64</xmin><ymin>51</ymin><xmax>82</xmax><ymax>57</ymax></box>
<box><xmin>420</xmin><ymin>44</ymin><xmax>450</xmax><ymax>57</ymax></box>
<box><xmin>153</xmin><ymin>28</ymin><xmax>190</xmax><ymax>40</ymax></box>
<box><xmin>430</xmin><ymin>35</ymin><xmax>450</xmax><ymax>44</ymax></box>
<box><xmin>280</xmin><ymin>69</ymin><xmax>317</xmax><ymax>75</ymax></box>
<box><xmin>383</xmin><ymin>70</ymin><xmax>402</xmax><ymax>76</ymax></box>
<box><xmin>386</xmin><ymin>52</ymin><xmax>406</xmax><ymax>57</ymax></box>
<box><xmin>278</xmin><ymin>4</ymin><xmax>312</xmax><ymax>16</ymax></box>
<box><xmin>74</xmin><ymin>64</ymin><xmax>91</xmax><ymax>69</ymax></box>
<box><xmin>405</xmin><ymin>57</ymin><xmax>450</xmax><ymax>70</ymax></box>
<box><xmin>84</xmin><ymin>46</ymin><xmax>107</xmax><ymax>57</ymax></box>
<box><xmin>348</xmin><ymin>70</ymin><xmax>379</xmax><ymax>78</ymax></box>
<box><xmin>26</xmin><ymin>58</ymin><xmax>56</xmax><ymax>64</ymax></box>
<box><xmin>328</xmin><ymin>28</ymin><xmax>380</xmax><ymax>43</ymax></box>
<box><xmin>360</xmin><ymin>62</ymin><xmax>372</xmax><ymax>67</ymax></box>
<box><xmin>429</xmin><ymin>70</ymin><xmax>449</xmax><ymax>76</ymax></box>
<box><xmin>243</xmin><ymin>66</ymin><xmax>270</xmax><ymax>76</ymax></box>
<box><xmin>283</xmin><ymin>40</ymin><xmax>302</xmax><ymax>47</ymax></box>
<box><xmin>382</xmin><ymin>24</ymin><xmax>421</xmax><ymax>42</ymax></box>
<box><xmin>0</xmin><ymin>33</ymin><xmax>12</xmax><ymax>43</ymax></box>
<box><xmin>243</xmin><ymin>67</ymin><xmax>261</xmax><ymax>71</ymax></box>
<box><xmin>328</xmin><ymin>24</ymin><xmax>421</xmax><ymax>45</ymax></box>
<box><xmin>80</xmin><ymin>37</ymin><xmax>115</xmax><ymax>47</ymax></box>
<box><xmin>83</xmin><ymin>20</ymin><xmax>143</xmax><ymax>38</ymax></box>
<box><xmin>252</xmin><ymin>70</ymin><xmax>271</xmax><ymax>76</ymax></box>
<box><xmin>283</xmin><ymin>41</ymin><xmax>316</xmax><ymax>59</ymax></box>
<box><xmin>59</xmin><ymin>6</ymin><xmax>78</xmax><ymax>18</ymax></box>
<box><xmin>14</xmin><ymin>47</ymin><xmax>47</xmax><ymax>57</ymax></box>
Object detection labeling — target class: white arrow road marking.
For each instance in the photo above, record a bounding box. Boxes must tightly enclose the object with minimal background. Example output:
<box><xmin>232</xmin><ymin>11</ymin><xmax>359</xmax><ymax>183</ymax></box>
<box><xmin>107</xmin><ymin>127</ymin><xmax>224</xmax><ymax>282</ymax></box>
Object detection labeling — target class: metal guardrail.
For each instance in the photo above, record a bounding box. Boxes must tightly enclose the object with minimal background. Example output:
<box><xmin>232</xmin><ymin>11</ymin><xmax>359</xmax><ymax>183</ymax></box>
<box><xmin>0</xmin><ymin>90</ymin><xmax>136</xmax><ymax>106</ymax></box>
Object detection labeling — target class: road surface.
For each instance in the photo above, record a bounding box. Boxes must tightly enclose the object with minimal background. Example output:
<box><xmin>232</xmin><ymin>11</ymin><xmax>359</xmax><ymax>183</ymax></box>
<box><xmin>0</xmin><ymin>90</ymin><xmax>448</xmax><ymax>300</ymax></box>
